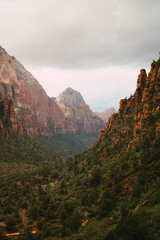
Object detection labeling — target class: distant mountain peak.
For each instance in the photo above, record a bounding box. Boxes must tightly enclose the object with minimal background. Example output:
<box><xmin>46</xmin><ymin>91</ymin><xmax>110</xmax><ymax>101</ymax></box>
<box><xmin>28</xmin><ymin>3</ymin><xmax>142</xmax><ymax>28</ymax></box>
<box><xmin>65</xmin><ymin>87</ymin><xmax>75</xmax><ymax>93</ymax></box>
<box><xmin>95</xmin><ymin>107</ymin><xmax>116</xmax><ymax>122</ymax></box>
<box><xmin>56</xmin><ymin>87</ymin><xmax>105</xmax><ymax>133</ymax></box>
<box><xmin>56</xmin><ymin>87</ymin><xmax>86</xmax><ymax>108</ymax></box>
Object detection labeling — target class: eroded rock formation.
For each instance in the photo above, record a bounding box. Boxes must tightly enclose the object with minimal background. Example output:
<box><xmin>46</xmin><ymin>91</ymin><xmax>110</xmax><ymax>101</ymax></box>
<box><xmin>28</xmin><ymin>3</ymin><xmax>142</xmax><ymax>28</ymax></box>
<box><xmin>99</xmin><ymin>59</ymin><xmax>160</xmax><ymax>145</ymax></box>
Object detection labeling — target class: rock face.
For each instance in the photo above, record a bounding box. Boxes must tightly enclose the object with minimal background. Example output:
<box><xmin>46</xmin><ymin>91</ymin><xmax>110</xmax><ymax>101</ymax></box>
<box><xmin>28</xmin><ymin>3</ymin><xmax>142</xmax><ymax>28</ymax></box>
<box><xmin>56</xmin><ymin>88</ymin><xmax>105</xmax><ymax>134</ymax></box>
<box><xmin>99</xmin><ymin>58</ymin><xmax>160</xmax><ymax>146</ymax></box>
<box><xmin>0</xmin><ymin>82</ymin><xmax>23</xmax><ymax>136</ymax></box>
<box><xmin>95</xmin><ymin>107</ymin><xmax>116</xmax><ymax>122</ymax></box>
<box><xmin>0</xmin><ymin>47</ymin><xmax>105</xmax><ymax>137</ymax></box>
<box><xmin>0</xmin><ymin>94</ymin><xmax>23</xmax><ymax>137</ymax></box>
<box><xmin>0</xmin><ymin>46</ymin><xmax>66</xmax><ymax>136</ymax></box>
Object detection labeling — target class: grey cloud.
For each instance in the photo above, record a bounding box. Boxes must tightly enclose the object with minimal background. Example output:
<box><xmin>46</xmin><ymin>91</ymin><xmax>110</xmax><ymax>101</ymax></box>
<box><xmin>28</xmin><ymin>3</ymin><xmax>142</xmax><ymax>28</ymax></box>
<box><xmin>0</xmin><ymin>0</ymin><xmax>160</xmax><ymax>69</ymax></box>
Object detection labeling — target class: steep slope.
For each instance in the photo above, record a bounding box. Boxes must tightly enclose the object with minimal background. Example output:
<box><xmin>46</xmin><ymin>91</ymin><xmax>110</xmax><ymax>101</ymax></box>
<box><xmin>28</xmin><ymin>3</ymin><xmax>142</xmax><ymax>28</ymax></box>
<box><xmin>95</xmin><ymin>107</ymin><xmax>116</xmax><ymax>122</ymax></box>
<box><xmin>0</xmin><ymin>83</ymin><xmax>23</xmax><ymax>137</ymax></box>
<box><xmin>56</xmin><ymin>88</ymin><xmax>105</xmax><ymax>134</ymax></box>
<box><xmin>99</xmin><ymin>60</ymin><xmax>160</xmax><ymax>146</ymax></box>
<box><xmin>0</xmin><ymin>46</ymin><xmax>66</xmax><ymax>136</ymax></box>
<box><xmin>0</xmin><ymin>85</ymin><xmax>61</xmax><ymax>164</ymax></box>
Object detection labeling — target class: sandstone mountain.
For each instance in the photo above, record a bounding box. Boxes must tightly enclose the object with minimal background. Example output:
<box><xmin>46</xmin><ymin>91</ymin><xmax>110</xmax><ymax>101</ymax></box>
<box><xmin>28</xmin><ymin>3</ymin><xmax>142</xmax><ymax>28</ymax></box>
<box><xmin>0</xmin><ymin>47</ymin><xmax>104</xmax><ymax>138</ymax></box>
<box><xmin>95</xmin><ymin>107</ymin><xmax>116</xmax><ymax>122</ymax></box>
<box><xmin>0</xmin><ymin>46</ymin><xmax>66</xmax><ymax>136</ymax></box>
<box><xmin>56</xmin><ymin>88</ymin><xmax>105</xmax><ymax>134</ymax></box>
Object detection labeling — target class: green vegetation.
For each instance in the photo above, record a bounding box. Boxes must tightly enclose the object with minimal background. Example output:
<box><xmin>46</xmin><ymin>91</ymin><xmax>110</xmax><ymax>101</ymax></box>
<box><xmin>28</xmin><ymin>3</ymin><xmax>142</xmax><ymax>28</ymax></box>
<box><xmin>0</xmin><ymin>129</ymin><xmax>159</xmax><ymax>239</ymax></box>
<box><xmin>0</xmin><ymin>134</ymin><xmax>61</xmax><ymax>164</ymax></box>
<box><xmin>34</xmin><ymin>132</ymin><xmax>99</xmax><ymax>157</ymax></box>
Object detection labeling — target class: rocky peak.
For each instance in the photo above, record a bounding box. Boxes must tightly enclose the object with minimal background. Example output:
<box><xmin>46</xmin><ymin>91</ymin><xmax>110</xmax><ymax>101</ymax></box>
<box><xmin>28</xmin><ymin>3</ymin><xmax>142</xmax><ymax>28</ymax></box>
<box><xmin>56</xmin><ymin>88</ymin><xmax>86</xmax><ymax>108</ymax></box>
<box><xmin>65</xmin><ymin>87</ymin><xmax>76</xmax><ymax>94</ymax></box>
<box><xmin>100</xmin><ymin>58</ymin><xmax>160</xmax><ymax>144</ymax></box>
<box><xmin>56</xmin><ymin>88</ymin><xmax>105</xmax><ymax>134</ymax></box>
<box><xmin>137</xmin><ymin>69</ymin><xmax>147</xmax><ymax>89</ymax></box>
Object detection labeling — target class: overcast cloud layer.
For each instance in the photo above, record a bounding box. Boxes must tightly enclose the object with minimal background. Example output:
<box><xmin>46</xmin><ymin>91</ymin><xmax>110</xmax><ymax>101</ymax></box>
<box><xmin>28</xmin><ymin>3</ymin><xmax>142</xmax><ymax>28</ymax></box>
<box><xmin>0</xmin><ymin>0</ymin><xmax>160</xmax><ymax>110</ymax></box>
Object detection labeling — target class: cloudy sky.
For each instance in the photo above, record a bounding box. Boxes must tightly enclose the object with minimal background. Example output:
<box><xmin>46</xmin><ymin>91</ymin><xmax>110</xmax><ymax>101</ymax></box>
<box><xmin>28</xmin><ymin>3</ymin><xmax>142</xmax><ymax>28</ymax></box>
<box><xmin>0</xmin><ymin>0</ymin><xmax>160</xmax><ymax>111</ymax></box>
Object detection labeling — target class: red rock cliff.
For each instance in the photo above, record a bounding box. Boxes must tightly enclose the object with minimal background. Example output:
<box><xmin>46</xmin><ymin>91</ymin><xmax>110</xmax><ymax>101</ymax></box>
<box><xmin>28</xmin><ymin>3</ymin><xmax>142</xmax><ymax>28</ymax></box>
<box><xmin>0</xmin><ymin>85</ymin><xmax>23</xmax><ymax>137</ymax></box>
<box><xmin>99</xmin><ymin>59</ymin><xmax>160</xmax><ymax>143</ymax></box>
<box><xmin>0</xmin><ymin>46</ymin><xmax>67</xmax><ymax>136</ymax></box>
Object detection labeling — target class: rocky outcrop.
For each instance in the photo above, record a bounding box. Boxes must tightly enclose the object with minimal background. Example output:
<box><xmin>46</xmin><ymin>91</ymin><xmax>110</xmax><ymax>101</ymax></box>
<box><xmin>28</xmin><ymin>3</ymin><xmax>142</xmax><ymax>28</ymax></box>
<box><xmin>99</xmin><ymin>59</ymin><xmax>160</xmax><ymax>145</ymax></box>
<box><xmin>56</xmin><ymin>88</ymin><xmax>105</xmax><ymax>134</ymax></box>
<box><xmin>0</xmin><ymin>82</ymin><xmax>23</xmax><ymax>136</ymax></box>
<box><xmin>95</xmin><ymin>107</ymin><xmax>116</xmax><ymax>122</ymax></box>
